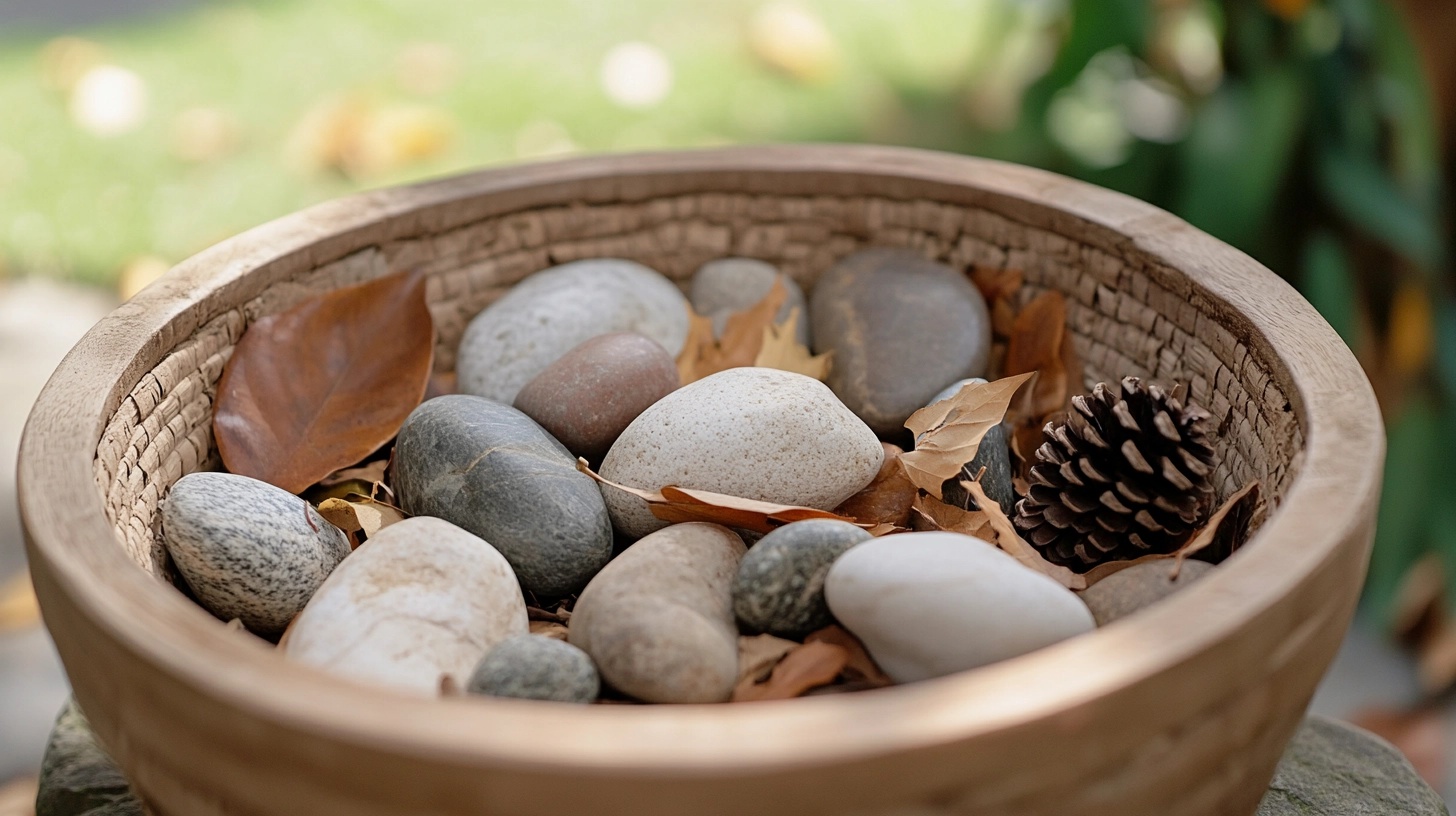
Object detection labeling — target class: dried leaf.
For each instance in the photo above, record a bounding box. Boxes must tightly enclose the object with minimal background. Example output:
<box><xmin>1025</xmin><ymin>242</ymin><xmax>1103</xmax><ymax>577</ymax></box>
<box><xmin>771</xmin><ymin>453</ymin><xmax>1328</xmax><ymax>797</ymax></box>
<box><xmin>426</xmin><ymin>370</ymin><xmax>457</xmax><ymax>399</ymax></box>
<box><xmin>530</xmin><ymin>621</ymin><xmax>570</xmax><ymax>641</ymax></box>
<box><xmin>1174</xmin><ymin>481</ymin><xmax>1261</xmax><ymax>568</ymax></box>
<box><xmin>0</xmin><ymin>573</ymin><xmax>39</xmax><ymax>632</ymax></box>
<box><xmin>315</xmin><ymin>459</ymin><xmax>388</xmax><ymax>489</ymax></box>
<box><xmin>677</xmin><ymin>279</ymin><xmax>788</xmax><ymax>384</ymax></box>
<box><xmin>805</xmin><ymin>626</ymin><xmax>892</xmax><ymax>687</ymax></box>
<box><xmin>754</xmin><ymin>307</ymin><xmax>831</xmax><ymax>381</ymax></box>
<box><xmin>732</xmin><ymin>641</ymin><xmax>849</xmax><ymax>702</ymax></box>
<box><xmin>962</xmin><ymin>478</ymin><xmax>1085</xmax><ymax>590</ymax></box>
<box><xmin>910</xmin><ymin>493</ymin><xmax>994</xmax><ymax>539</ymax></box>
<box><xmin>970</xmin><ymin>266</ymin><xmax>1023</xmax><ymax>308</ymax></box>
<box><xmin>317</xmin><ymin>495</ymin><xmax>407</xmax><ymax>548</ymax></box>
<box><xmin>213</xmin><ymin>270</ymin><xmax>434</xmax><ymax>494</ymax></box>
<box><xmin>1004</xmin><ymin>291</ymin><xmax>1071</xmax><ymax>421</ymax></box>
<box><xmin>527</xmin><ymin>606</ymin><xmax>569</xmax><ymax>624</ymax></box>
<box><xmin>439</xmin><ymin>673</ymin><xmax>463</xmax><ymax>697</ymax></box>
<box><xmin>577</xmin><ymin>458</ymin><xmax>870</xmax><ymax>535</ymax></box>
<box><xmin>901</xmin><ymin>373</ymin><xmax>1035</xmax><ymax>499</ymax></box>
<box><xmin>736</xmin><ymin>634</ymin><xmax>799</xmax><ymax>689</ymax></box>
<box><xmin>834</xmin><ymin>443</ymin><xmax>918</xmax><ymax>529</ymax></box>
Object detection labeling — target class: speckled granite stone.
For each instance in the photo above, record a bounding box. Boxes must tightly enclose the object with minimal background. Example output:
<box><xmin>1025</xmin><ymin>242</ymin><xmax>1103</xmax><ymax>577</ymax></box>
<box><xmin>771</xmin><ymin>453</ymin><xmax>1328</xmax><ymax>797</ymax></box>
<box><xmin>160</xmin><ymin>472</ymin><xmax>350</xmax><ymax>634</ymax></box>
<box><xmin>392</xmin><ymin>395</ymin><xmax>613</xmax><ymax>597</ymax></box>
<box><xmin>467</xmin><ymin>634</ymin><xmax>600</xmax><ymax>703</ymax></box>
<box><xmin>733</xmin><ymin>519</ymin><xmax>871</xmax><ymax>639</ymax></box>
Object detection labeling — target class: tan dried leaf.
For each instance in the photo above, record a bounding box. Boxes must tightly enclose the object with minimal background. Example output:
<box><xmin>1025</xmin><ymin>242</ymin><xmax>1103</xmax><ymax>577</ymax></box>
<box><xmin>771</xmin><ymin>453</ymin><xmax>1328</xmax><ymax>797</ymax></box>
<box><xmin>736</xmin><ymin>634</ymin><xmax>799</xmax><ymax>689</ymax></box>
<box><xmin>530</xmin><ymin>621</ymin><xmax>570</xmax><ymax>641</ymax></box>
<box><xmin>910</xmin><ymin>493</ymin><xmax>994</xmax><ymax>539</ymax></box>
<box><xmin>971</xmin><ymin>266</ymin><xmax>1024</xmax><ymax>308</ymax></box>
<box><xmin>754</xmin><ymin>307</ymin><xmax>831</xmax><ymax>381</ymax></box>
<box><xmin>805</xmin><ymin>625</ymin><xmax>892</xmax><ymax>688</ymax></box>
<box><xmin>961</xmin><ymin>478</ymin><xmax>1085</xmax><ymax>591</ymax></box>
<box><xmin>834</xmin><ymin>443</ymin><xmax>918</xmax><ymax>529</ymax></box>
<box><xmin>1003</xmin><ymin>291</ymin><xmax>1085</xmax><ymax>435</ymax></box>
<box><xmin>901</xmin><ymin>373</ymin><xmax>1035</xmax><ymax>500</ymax></box>
<box><xmin>577</xmin><ymin>458</ymin><xmax>870</xmax><ymax>535</ymax></box>
<box><xmin>677</xmin><ymin>279</ymin><xmax>789</xmax><ymax>384</ymax></box>
<box><xmin>316</xmin><ymin>494</ymin><xmax>407</xmax><ymax>547</ymax></box>
<box><xmin>732</xmin><ymin>641</ymin><xmax>849</xmax><ymax>702</ymax></box>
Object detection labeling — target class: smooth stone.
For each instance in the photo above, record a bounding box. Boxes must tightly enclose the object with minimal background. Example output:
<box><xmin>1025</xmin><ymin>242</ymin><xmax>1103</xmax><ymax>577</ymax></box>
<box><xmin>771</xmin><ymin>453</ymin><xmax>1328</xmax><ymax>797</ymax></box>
<box><xmin>36</xmin><ymin>699</ymin><xmax>143</xmax><ymax>816</ymax></box>
<box><xmin>160</xmin><ymin>472</ymin><xmax>351</xmax><ymax>634</ymax></box>
<box><xmin>1256</xmin><ymin>715</ymin><xmax>1447</xmax><ymax>815</ymax></box>
<box><xmin>600</xmin><ymin>367</ymin><xmax>883</xmax><ymax>539</ymax></box>
<box><xmin>929</xmin><ymin>379</ymin><xmax>1017</xmax><ymax>515</ymax></box>
<box><xmin>1077</xmin><ymin>559</ymin><xmax>1216</xmax><ymax>627</ymax></box>
<box><xmin>456</xmin><ymin>259</ymin><xmax>690</xmax><ymax>403</ymax></box>
<box><xmin>825</xmin><ymin>532</ymin><xmax>1094</xmax><ymax>683</ymax></box>
<box><xmin>283</xmin><ymin>517</ymin><xmax>527</xmax><ymax>695</ymax></box>
<box><xmin>733</xmin><ymin>519</ymin><xmax>872</xmax><ymax>640</ymax></box>
<box><xmin>512</xmin><ymin>332</ymin><xmax>679</xmax><ymax>464</ymax></box>
<box><xmin>689</xmin><ymin>258</ymin><xmax>810</xmax><ymax>345</ymax></box>
<box><xmin>393</xmin><ymin>395</ymin><xmax>613</xmax><ymax>597</ymax></box>
<box><xmin>569</xmin><ymin>523</ymin><xmax>744</xmax><ymax>703</ymax></box>
<box><xmin>810</xmin><ymin>248</ymin><xmax>992</xmax><ymax>436</ymax></box>
<box><xmin>466</xmin><ymin>634</ymin><xmax>600</xmax><ymax>703</ymax></box>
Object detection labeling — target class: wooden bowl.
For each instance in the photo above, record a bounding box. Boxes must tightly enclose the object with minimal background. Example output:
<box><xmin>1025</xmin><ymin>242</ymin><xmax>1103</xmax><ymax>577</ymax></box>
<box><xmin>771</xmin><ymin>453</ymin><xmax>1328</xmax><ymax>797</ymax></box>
<box><xmin>19</xmin><ymin>146</ymin><xmax>1382</xmax><ymax>816</ymax></box>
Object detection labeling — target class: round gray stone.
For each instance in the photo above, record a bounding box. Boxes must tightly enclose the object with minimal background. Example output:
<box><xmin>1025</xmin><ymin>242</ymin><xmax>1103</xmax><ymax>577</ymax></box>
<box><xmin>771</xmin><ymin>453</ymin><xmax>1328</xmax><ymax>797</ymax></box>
<box><xmin>689</xmin><ymin>258</ymin><xmax>811</xmax><ymax>345</ymax></box>
<box><xmin>810</xmin><ymin>248</ymin><xmax>992</xmax><ymax>436</ymax></box>
<box><xmin>734</xmin><ymin>519</ymin><xmax>871</xmax><ymax>639</ymax></box>
<box><xmin>1076</xmin><ymin>559</ymin><xmax>1216</xmax><ymax>627</ymax></box>
<box><xmin>161</xmin><ymin>471</ymin><xmax>351</xmax><ymax>634</ymax></box>
<box><xmin>36</xmin><ymin>699</ymin><xmax>143</xmax><ymax>816</ymax></box>
<box><xmin>467</xmin><ymin>634</ymin><xmax>600</xmax><ymax>703</ymax></box>
<box><xmin>392</xmin><ymin>395</ymin><xmax>613</xmax><ymax>598</ymax></box>
<box><xmin>924</xmin><ymin>378</ymin><xmax>1017</xmax><ymax>515</ymax></box>
<box><xmin>456</xmin><ymin>258</ymin><xmax>690</xmax><ymax>404</ymax></box>
<box><xmin>1256</xmin><ymin>715</ymin><xmax>1447</xmax><ymax>815</ymax></box>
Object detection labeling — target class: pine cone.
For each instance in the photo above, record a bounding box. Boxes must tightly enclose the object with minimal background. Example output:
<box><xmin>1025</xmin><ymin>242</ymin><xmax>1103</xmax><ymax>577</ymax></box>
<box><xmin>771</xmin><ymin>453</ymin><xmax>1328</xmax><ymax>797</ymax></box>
<box><xmin>1013</xmin><ymin>377</ymin><xmax>1217</xmax><ymax>572</ymax></box>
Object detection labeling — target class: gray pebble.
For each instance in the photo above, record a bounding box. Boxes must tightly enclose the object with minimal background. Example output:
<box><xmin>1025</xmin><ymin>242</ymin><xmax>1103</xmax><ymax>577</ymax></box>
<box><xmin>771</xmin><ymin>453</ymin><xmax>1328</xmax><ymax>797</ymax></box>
<box><xmin>810</xmin><ymin>248</ymin><xmax>992</xmax><ymax>436</ymax></box>
<box><xmin>392</xmin><ymin>395</ymin><xmax>613</xmax><ymax>598</ymax></box>
<box><xmin>1257</xmin><ymin>716</ymin><xmax>1447</xmax><ymax>815</ymax></box>
<box><xmin>161</xmin><ymin>472</ymin><xmax>350</xmax><ymax>634</ymax></box>
<box><xmin>1077</xmin><ymin>559</ymin><xmax>1216</xmax><ymax>626</ymax></box>
<box><xmin>689</xmin><ymin>258</ymin><xmax>811</xmax><ymax>345</ymax></box>
<box><xmin>733</xmin><ymin>519</ymin><xmax>872</xmax><ymax>640</ymax></box>
<box><xmin>467</xmin><ymin>634</ymin><xmax>600</xmax><ymax>703</ymax></box>
<box><xmin>924</xmin><ymin>378</ymin><xmax>1018</xmax><ymax>515</ymax></box>
<box><xmin>36</xmin><ymin>698</ymin><xmax>143</xmax><ymax>816</ymax></box>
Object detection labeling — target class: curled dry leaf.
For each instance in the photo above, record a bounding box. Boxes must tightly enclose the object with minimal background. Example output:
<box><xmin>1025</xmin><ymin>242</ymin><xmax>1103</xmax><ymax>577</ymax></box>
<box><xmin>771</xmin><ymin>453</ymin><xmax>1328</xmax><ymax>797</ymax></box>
<box><xmin>754</xmin><ymin>307</ymin><xmax>831</xmax><ymax>381</ymax></box>
<box><xmin>213</xmin><ymin>270</ymin><xmax>434</xmax><ymax>494</ymax></box>
<box><xmin>736</xmin><ymin>634</ymin><xmax>800</xmax><ymax>691</ymax></box>
<box><xmin>316</xmin><ymin>494</ymin><xmax>408</xmax><ymax>548</ymax></box>
<box><xmin>961</xmin><ymin>478</ymin><xmax>1086</xmax><ymax>591</ymax></box>
<box><xmin>307</xmin><ymin>458</ymin><xmax>392</xmax><ymax>503</ymax></box>
<box><xmin>910</xmin><ymin>493</ymin><xmax>994</xmax><ymax>540</ymax></box>
<box><xmin>900</xmin><ymin>373</ymin><xmax>1035</xmax><ymax>500</ymax></box>
<box><xmin>732</xmin><ymin>641</ymin><xmax>850</xmax><ymax>702</ymax></box>
<box><xmin>677</xmin><ymin>278</ymin><xmax>789</xmax><ymax>384</ymax></box>
<box><xmin>530</xmin><ymin>621</ymin><xmax>570</xmax><ymax>641</ymax></box>
<box><xmin>834</xmin><ymin>443</ymin><xmax>918</xmax><ymax>529</ymax></box>
<box><xmin>576</xmin><ymin>458</ymin><xmax>874</xmax><ymax>535</ymax></box>
<box><xmin>970</xmin><ymin>266</ymin><xmax>1024</xmax><ymax>308</ymax></box>
<box><xmin>805</xmin><ymin>625</ymin><xmax>893</xmax><ymax>688</ymax></box>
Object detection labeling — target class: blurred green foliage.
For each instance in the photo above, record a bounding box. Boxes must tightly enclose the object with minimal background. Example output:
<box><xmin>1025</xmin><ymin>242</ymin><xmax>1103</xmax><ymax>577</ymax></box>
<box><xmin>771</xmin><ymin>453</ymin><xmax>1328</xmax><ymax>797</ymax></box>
<box><xmin>0</xmin><ymin>0</ymin><xmax>1450</xmax><ymax>625</ymax></box>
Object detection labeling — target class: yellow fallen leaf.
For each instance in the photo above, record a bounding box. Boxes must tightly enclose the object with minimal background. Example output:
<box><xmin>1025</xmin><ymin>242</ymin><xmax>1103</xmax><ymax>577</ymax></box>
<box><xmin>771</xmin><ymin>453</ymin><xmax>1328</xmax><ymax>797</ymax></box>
<box><xmin>754</xmin><ymin>307</ymin><xmax>830</xmax><ymax>381</ymax></box>
<box><xmin>0</xmin><ymin>573</ymin><xmax>40</xmax><ymax>632</ymax></box>
<box><xmin>901</xmin><ymin>372</ymin><xmax>1035</xmax><ymax>500</ymax></box>
<box><xmin>676</xmin><ymin>279</ymin><xmax>788</xmax><ymax>384</ymax></box>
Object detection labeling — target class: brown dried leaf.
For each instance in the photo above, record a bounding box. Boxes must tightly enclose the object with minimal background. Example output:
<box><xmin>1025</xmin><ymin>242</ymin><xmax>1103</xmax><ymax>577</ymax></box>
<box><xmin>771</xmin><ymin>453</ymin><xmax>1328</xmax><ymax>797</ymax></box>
<box><xmin>317</xmin><ymin>495</ymin><xmax>408</xmax><ymax>548</ymax></box>
<box><xmin>805</xmin><ymin>626</ymin><xmax>893</xmax><ymax>687</ymax></box>
<box><xmin>677</xmin><ymin>278</ymin><xmax>788</xmax><ymax>384</ymax></box>
<box><xmin>1173</xmin><ymin>481</ymin><xmax>1261</xmax><ymax>568</ymax></box>
<box><xmin>962</xmin><ymin>478</ymin><xmax>1085</xmax><ymax>590</ymax></box>
<box><xmin>527</xmin><ymin>606</ymin><xmax>570</xmax><ymax>624</ymax></box>
<box><xmin>214</xmin><ymin>270</ymin><xmax>434</xmax><ymax>493</ymax></box>
<box><xmin>754</xmin><ymin>307</ymin><xmax>831</xmax><ymax>381</ymax></box>
<box><xmin>736</xmin><ymin>634</ymin><xmax>799</xmax><ymax>689</ymax></box>
<box><xmin>1004</xmin><ymin>290</ymin><xmax>1071</xmax><ymax>422</ymax></box>
<box><xmin>530</xmin><ymin>621</ymin><xmax>570</xmax><ymax>641</ymax></box>
<box><xmin>315</xmin><ymin>459</ymin><xmax>388</xmax><ymax>490</ymax></box>
<box><xmin>971</xmin><ymin>266</ymin><xmax>1023</xmax><ymax>309</ymax></box>
<box><xmin>910</xmin><ymin>493</ymin><xmax>995</xmax><ymax>539</ymax></box>
<box><xmin>901</xmin><ymin>373</ymin><xmax>1035</xmax><ymax>500</ymax></box>
<box><xmin>577</xmin><ymin>458</ymin><xmax>870</xmax><ymax>535</ymax></box>
<box><xmin>732</xmin><ymin>641</ymin><xmax>849</xmax><ymax>702</ymax></box>
<box><xmin>834</xmin><ymin>443</ymin><xmax>918</xmax><ymax>529</ymax></box>
<box><xmin>439</xmin><ymin>673</ymin><xmax>463</xmax><ymax>697</ymax></box>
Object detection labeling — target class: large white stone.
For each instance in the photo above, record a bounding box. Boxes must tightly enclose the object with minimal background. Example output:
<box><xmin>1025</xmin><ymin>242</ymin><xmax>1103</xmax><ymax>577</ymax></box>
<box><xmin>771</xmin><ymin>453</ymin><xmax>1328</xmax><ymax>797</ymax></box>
<box><xmin>825</xmin><ymin>532</ymin><xmax>1095</xmax><ymax>683</ymax></box>
<box><xmin>598</xmin><ymin>367</ymin><xmax>883</xmax><ymax>539</ymax></box>
<box><xmin>283</xmin><ymin>517</ymin><xmax>527</xmax><ymax>695</ymax></box>
<box><xmin>456</xmin><ymin>259</ymin><xmax>690</xmax><ymax>403</ymax></box>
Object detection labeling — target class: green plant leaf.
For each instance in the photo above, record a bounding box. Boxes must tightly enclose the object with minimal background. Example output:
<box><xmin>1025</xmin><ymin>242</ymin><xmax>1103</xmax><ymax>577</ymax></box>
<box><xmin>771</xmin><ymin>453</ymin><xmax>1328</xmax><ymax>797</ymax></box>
<box><xmin>1300</xmin><ymin>232</ymin><xmax>1358</xmax><ymax>348</ymax></box>
<box><xmin>1366</xmin><ymin>397</ymin><xmax>1440</xmax><ymax>627</ymax></box>
<box><xmin>1315</xmin><ymin>145</ymin><xmax>1444</xmax><ymax>269</ymax></box>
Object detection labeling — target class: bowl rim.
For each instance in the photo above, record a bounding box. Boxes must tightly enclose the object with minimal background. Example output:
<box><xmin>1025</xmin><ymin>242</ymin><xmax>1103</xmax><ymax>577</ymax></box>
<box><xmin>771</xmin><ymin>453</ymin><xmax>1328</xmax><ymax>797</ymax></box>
<box><xmin>18</xmin><ymin>144</ymin><xmax>1383</xmax><ymax>774</ymax></box>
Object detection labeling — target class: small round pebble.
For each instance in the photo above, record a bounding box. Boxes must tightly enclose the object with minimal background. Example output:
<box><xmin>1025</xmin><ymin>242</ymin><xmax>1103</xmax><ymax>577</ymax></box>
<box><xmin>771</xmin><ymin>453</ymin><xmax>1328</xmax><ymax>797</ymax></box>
<box><xmin>733</xmin><ymin>519</ymin><xmax>872</xmax><ymax>640</ymax></box>
<box><xmin>161</xmin><ymin>472</ymin><xmax>351</xmax><ymax>634</ymax></box>
<box><xmin>467</xmin><ymin>635</ymin><xmax>600</xmax><ymax>703</ymax></box>
<box><xmin>1077</xmin><ymin>559</ymin><xmax>1216</xmax><ymax>627</ymax></box>
<box><xmin>689</xmin><ymin>258</ymin><xmax>811</xmax><ymax>345</ymax></box>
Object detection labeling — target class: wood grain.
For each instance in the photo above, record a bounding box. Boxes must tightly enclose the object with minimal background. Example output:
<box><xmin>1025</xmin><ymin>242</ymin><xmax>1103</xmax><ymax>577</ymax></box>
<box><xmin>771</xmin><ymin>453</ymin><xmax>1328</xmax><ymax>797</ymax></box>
<box><xmin>17</xmin><ymin>145</ymin><xmax>1383</xmax><ymax>815</ymax></box>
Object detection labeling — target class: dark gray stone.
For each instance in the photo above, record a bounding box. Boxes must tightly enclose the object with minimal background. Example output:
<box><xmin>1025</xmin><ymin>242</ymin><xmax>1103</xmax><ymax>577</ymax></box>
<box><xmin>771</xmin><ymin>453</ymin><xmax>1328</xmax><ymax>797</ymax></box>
<box><xmin>1076</xmin><ymin>559</ymin><xmax>1215</xmax><ymax>627</ymax></box>
<box><xmin>1256</xmin><ymin>715</ymin><xmax>1447</xmax><ymax>815</ymax></box>
<box><xmin>393</xmin><ymin>395</ymin><xmax>613</xmax><ymax>598</ymax></box>
<box><xmin>733</xmin><ymin>519</ymin><xmax>872</xmax><ymax>639</ymax></box>
<box><xmin>161</xmin><ymin>472</ymin><xmax>351</xmax><ymax>634</ymax></box>
<box><xmin>689</xmin><ymin>258</ymin><xmax>811</xmax><ymax>345</ymax></box>
<box><xmin>36</xmin><ymin>699</ymin><xmax>143</xmax><ymax>816</ymax></box>
<box><xmin>467</xmin><ymin>634</ymin><xmax>600</xmax><ymax>703</ymax></box>
<box><xmin>810</xmin><ymin>248</ymin><xmax>991</xmax><ymax>436</ymax></box>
